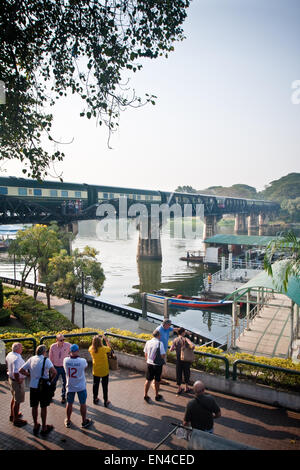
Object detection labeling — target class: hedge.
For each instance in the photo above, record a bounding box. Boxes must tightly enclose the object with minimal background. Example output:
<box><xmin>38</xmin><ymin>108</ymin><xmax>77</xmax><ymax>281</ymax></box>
<box><xmin>1</xmin><ymin>326</ymin><xmax>299</xmax><ymax>392</ymax></box>
<box><xmin>0</xmin><ymin>288</ymin><xmax>299</xmax><ymax>393</ymax></box>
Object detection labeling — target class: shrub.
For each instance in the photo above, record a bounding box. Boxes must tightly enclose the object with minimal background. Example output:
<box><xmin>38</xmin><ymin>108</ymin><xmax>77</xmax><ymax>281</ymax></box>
<box><xmin>0</xmin><ymin>307</ymin><xmax>11</xmax><ymax>325</ymax></box>
<box><xmin>4</xmin><ymin>293</ymin><xmax>75</xmax><ymax>332</ymax></box>
<box><xmin>3</xmin><ymin>286</ymin><xmax>24</xmax><ymax>298</ymax></box>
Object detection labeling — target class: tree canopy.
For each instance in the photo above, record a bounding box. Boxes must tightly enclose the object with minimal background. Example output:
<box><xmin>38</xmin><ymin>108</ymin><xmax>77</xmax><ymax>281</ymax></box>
<box><xmin>48</xmin><ymin>246</ymin><xmax>105</xmax><ymax>323</ymax></box>
<box><xmin>260</xmin><ymin>173</ymin><xmax>300</xmax><ymax>202</ymax></box>
<box><xmin>8</xmin><ymin>223</ymin><xmax>63</xmax><ymax>302</ymax></box>
<box><xmin>0</xmin><ymin>0</ymin><xmax>190</xmax><ymax>179</ymax></box>
<box><xmin>264</xmin><ymin>230</ymin><xmax>300</xmax><ymax>292</ymax></box>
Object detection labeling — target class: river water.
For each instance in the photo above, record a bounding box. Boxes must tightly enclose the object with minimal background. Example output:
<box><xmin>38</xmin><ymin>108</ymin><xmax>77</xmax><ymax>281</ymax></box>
<box><xmin>71</xmin><ymin>219</ymin><xmax>293</xmax><ymax>343</ymax></box>
<box><xmin>1</xmin><ymin>220</ymin><xmax>298</xmax><ymax>343</ymax></box>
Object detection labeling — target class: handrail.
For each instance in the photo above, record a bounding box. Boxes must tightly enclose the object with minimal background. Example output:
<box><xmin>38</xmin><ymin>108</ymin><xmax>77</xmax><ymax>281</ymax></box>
<box><xmin>105</xmin><ymin>332</ymin><xmax>230</xmax><ymax>379</ymax></box>
<box><xmin>39</xmin><ymin>331</ymin><xmax>99</xmax><ymax>345</ymax></box>
<box><xmin>232</xmin><ymin>359</ymin><xmax>300</xmax><ymax>381</ymax></box>
<box><xmin>38</xmin><ymin>330</ymin><xmax>232</xmax><ymax>380</ymax></box>
<box><xmin>104</xmin><ymin>332</ymin><xmax>146</xmax><ymax>344</ymax></box>
<box><xmin>1</xmin><ymin>337</ymin><xmax>37</xmax><ymax>354</ymax></box>
<box><xmin>194</xmin><ymin>351</ymin><xmax>230</xmax><ymax>379</ymax></box>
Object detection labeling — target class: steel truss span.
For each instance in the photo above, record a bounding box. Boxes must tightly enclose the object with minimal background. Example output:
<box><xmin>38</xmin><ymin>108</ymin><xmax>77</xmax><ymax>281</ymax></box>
<box><xmin>0</xmin><ymin>176</ymin><xmax>280</xmax><ymax>224</ymax></box>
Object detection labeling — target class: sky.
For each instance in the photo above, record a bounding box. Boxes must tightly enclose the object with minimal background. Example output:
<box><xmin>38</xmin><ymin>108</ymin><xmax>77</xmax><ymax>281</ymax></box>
<box><xmin>3</xmin><ymin>0</ymin><xmax>300</xmax><ymax>193</ymax></box>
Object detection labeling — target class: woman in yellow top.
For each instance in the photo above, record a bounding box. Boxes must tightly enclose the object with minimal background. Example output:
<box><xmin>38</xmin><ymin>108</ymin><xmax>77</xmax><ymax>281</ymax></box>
<box><xmin>89</xmin><ymin>335</ymin><xmax>112</xmax><ymax>407</ymax></box>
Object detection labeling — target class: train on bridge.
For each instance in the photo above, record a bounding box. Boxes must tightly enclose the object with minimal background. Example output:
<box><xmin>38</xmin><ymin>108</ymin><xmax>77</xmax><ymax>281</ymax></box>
<box><xmin>0</xmin><ymin>176</ymin><xmax>279</xmax><ymax>224</ymax></box>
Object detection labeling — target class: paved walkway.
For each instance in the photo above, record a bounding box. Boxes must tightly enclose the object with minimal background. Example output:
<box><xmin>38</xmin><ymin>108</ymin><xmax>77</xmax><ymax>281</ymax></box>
<box><xmin>235</xmin><ymin>294</ymin><xmax>295</xmax><ymax>358</ymax></box>
<box><xmin>24</xmin><ymin>288</ymin><xmax>148</xmax><ymax>335</ymax></box>
<box><xmin>1</xmin><ymin>365</ymin><xmax>300</xmax><ymax>452</ymax></box>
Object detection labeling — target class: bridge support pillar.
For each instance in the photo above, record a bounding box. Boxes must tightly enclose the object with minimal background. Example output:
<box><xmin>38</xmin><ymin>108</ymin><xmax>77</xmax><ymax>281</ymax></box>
<box><xmin>137</xmin><ymin>218</ymin><xmax>162</xmax><ymax>260</ymax></box>
<box><xmin>234</xmin><ymin>213</ymin><xmax>246</xmax><ymax>232</ymax></box>
<box><xmin>63</xmin><ymin>221</ymin><xmax>78</xmax><ymax>236</ymax></box>
<box><xmin>247</xmin><ymin>213</ymin><xmax>258</xmax><ymax>235</ymax></box>
<box><xmin>202</xmin><ymin>215</ymin><xmax>217</xmax><ymax>240</ymax></box>
<box><xmin>258</xmin><ymin>213</ymin><xmax>269</xmax><ymax>226</ymax></box>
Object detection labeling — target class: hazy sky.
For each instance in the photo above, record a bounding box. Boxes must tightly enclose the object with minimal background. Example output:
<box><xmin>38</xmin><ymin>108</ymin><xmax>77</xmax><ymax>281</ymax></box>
<box><xmin>3</xmin><ymin>0</ymin><xmax>300</xmax><ymax>192</ymax></box>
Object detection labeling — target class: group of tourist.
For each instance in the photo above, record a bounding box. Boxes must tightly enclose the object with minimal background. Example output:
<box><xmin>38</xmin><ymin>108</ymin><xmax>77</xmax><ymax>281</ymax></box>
<box><xmin>6</xmin><ymin>320</ymin><xmax>221</xmax><ymax>437</ymax></box>
<box><xmin>6</xmin><ymin>332</ymin><xmax>113</xmax><ymax>435</ymax></box>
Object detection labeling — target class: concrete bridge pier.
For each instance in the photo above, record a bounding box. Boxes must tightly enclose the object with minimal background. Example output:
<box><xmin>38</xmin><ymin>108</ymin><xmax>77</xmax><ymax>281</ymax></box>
<box><xmin>203</xmin><ymin>215</ymin><xmax>218</xmax><ymax>240</ymax></box>
<box><xmin>258</xmin><ymin>213</ymin><xmax>269</xmax><ymax>226</ymax></box>
<box><xmin>136</xmin><ymin>217</ymin><xmax>162</xmax><ymax>260</ymax></box>
<box><xmin>234</xmin><ymin>213</ymin><xmax>247</xmax><ymax>232</ymax></box>
<box><xmin>62</xmin><ymin>221</ymin><xmax>78</xmax><ymax>236</ymax></box>
<box><xmin>247</xmin><ymin>213</ymin><xmax>258</xmax><ymax>235</ymax></box>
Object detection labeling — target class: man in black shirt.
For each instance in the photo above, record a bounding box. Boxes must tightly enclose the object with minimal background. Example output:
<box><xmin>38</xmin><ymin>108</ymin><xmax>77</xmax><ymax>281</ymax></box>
<box><xmin>183</xmin><ymin>380</ymin><xmax>221</xmax><ymax>433</ymax></box>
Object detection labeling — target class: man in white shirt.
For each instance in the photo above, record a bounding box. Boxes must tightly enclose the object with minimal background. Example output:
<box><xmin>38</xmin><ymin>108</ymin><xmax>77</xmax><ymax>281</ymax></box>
<box><xmin>143</xmin><ymin>329</ymin><xmax>166</xmax><ymax>403</ymax></box>
<box><xmin>19</xmin><ymin>344</ymin><xmax>56</xmax><ymax>436</ymax></box>
<box><xmin>63</xmin><ymin>344</ymin><xmax>92</xmax><ymax>429</ymax></box>
<box><xmin>6</xmin><ymin>343</ymin><xmax>27</xmax><ymax>427</ymax></box>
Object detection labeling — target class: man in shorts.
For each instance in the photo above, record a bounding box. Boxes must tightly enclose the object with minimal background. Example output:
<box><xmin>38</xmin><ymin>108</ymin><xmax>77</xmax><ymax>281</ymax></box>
<box><xmin>63</xmin><ymin>343</ymin><xmax>92</xmax><ymax>429</ymax></box>
<box><xmin>143</xmin><ymin>329</ymin><xmax>166</xmax><ymax>403</ymax></box>
<box><xmin>6</xmin><ymin>343</ymin><xmax>27</xmax><ymax>427</ymax></box>
<box><xmin>19</xmin><ymin>344</ymin><xmax>57</xmax><ymax>436</ymax></box>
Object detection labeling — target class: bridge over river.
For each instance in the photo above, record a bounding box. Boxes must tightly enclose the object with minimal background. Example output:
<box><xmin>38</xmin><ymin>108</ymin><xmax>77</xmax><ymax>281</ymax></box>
<box><xmin>0</xmin><ymin>175</ymin><xmax>279</xmax><ymax>259</ymax></box>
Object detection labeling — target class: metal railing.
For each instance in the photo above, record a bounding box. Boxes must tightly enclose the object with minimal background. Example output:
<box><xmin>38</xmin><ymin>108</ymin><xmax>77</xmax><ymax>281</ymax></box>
<box><xmin>1</xmin><ymin>337</ymin><xmax>37</xmax><ymax>354</ymax></box>
<box><xmin>232</xmin><ymin>359</ymin><xmax>300</xmax><ymax>381</ymax></box>
<box><xmin>39</xmin><ymin>331</ymin><xmax>99</xmax><ymax>345</ymax></box>
<box><xmin>38</xmin><ymin>331</ymin><xmax>231</xmax><ymax>379</ymax></box>
<box><xmin>203</xmin><ymin>264</ymin><xmax>263</xmax><ymax>291</ymax></box>
<box><xmin>2</xmin><ymin>333</ymin><xmax>299</xmax><ymax>388</ymax></box>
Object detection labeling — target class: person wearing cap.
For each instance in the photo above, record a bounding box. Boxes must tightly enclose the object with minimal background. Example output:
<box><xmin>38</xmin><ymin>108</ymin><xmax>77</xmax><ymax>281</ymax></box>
<box><xmin>157</xmin><ymin>319</ymin><xmax>179</xmax><ymax>385</ymax></box>
<box><xmin>63</xmin><ymin>344</ymin><xmax>92</xmax><ymax>429</ymax></box>
<box><xmin>19</xmin><ymin>344</ymin><xmax>57</xmax><ymax>436</ymax></box>
<box><xmin>6</xmin><ymin>342</ymin><xmax>27</xmax><ymax>427</ymax></box>
<box><xmin>49</xmin><ymin>334</ymin><xmax>71</xmax><ymax>404</ymax></box>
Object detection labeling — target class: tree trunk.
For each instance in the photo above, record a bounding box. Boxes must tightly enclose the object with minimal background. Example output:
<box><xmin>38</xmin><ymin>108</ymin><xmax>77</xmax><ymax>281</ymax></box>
<box><xmin>71</xmin><ymin>300</ymin><xmax>75</xmax><ymax>324</ymax></box>
<box><xmin>33</xmin><ymin>269</ymin><xmax>38</xmax><ymax>300</ymax></box>
<box><xmin>46</xmin><ymin>287</ymin><xmax>51</xmax><ymax>309</ymax></box>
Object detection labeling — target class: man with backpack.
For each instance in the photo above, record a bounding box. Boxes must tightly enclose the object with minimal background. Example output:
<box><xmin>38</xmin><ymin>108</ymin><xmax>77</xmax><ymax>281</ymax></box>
<box><xmin>143</xmin><ymin>329</ymin><xmax>166</xmax><ymax>403</ymax></box>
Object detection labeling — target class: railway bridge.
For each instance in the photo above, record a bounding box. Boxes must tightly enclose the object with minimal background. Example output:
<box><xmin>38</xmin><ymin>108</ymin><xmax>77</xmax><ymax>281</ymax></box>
<box><xmin>0</xmin><ymin>176</ymin><xmax>279</xmax><ymax>259</ymax></box>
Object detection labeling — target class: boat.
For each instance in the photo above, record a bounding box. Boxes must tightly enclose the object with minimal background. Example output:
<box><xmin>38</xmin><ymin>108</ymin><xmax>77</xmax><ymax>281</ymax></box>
<box><xmin>180</xmin><ymin>250</ymin><xmax>205</xmax><ymax>263</ymax></box>
<box><xmin>146</xmin><ymin>291</ymin><xmax>233</xmax><ymax>310</ymax></box>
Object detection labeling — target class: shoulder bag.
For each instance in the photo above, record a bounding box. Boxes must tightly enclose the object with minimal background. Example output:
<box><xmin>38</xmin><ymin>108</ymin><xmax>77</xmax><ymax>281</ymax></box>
<box><xmin>38</xmin><ymin>357</ymin><xmax>55</xmax><ymax>399</ymax></box>
<box><xmin>153</xmin><ymin>342</ymin><xmax>165</xmax><ymax>366</ymax></box>
<box><xmin>107</xmin><ymin>349</ymin><xmax>118</xmax><ymax>371</ymax></box>
<box><xmin>180</xmin><ymin>338</ymin><xmax>195</xmax><ymax>363</ymax></box>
